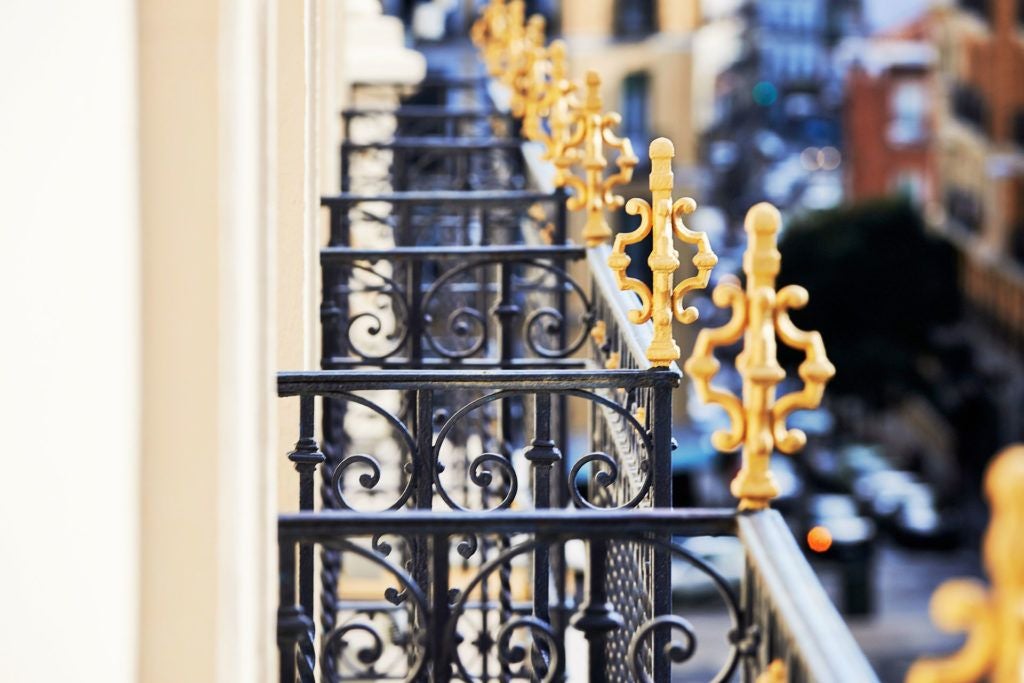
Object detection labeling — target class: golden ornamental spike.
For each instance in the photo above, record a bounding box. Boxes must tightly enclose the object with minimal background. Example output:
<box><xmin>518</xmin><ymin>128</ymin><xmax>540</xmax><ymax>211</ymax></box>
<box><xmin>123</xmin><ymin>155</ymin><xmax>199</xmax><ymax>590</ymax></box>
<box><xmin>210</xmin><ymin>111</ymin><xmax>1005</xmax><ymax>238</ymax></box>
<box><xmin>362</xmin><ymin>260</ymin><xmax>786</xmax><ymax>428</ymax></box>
<box><xmin>508</xmin><ymin>14</ymin><xmax>547</xmax><ymax>119</ymax></box>
<box><xmin>557</xmin><ymin>70</ymin><xmax>638</xmax><ymax>247</ymax></box>
<box><xmin>472</xmin><ymin>0</ymin><xmax>510</xmax><ymax>78</ymax></box>
<box><xmin>682</xmin><ymin>202</ymin><xmax>835</xmax><ymax>510</ymax></box>
<box><xmin>470</xmin><ymin>0</ymin><xmax>504</xmax><ymax>52</ymax></box>
<box><xmin>608</xmin><ymin>138</ymin><xmax>718</xmax><ymax>366</ymax></box>
<box><xmin>906</xmin><ymin>444</ymin><xmax>1024</xmax><ymax>683</ymax></box>
<box><xmin>520</xmin><ymin>40</ymin><xmax>577</xmax><ymax>161</ymax></box>
<box><xmin>494</xmin><ymin>0</ymin><xmax>527</xmax><ymax>84</ymax></box>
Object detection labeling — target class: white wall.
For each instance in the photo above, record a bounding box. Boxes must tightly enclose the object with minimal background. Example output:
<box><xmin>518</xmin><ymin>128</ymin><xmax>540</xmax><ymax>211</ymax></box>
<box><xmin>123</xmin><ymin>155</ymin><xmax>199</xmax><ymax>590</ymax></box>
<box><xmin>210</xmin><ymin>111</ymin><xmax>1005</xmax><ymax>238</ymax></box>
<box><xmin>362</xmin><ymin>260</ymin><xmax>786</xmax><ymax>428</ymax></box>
<box><xmin>0</xmin><ymin>1</ymin><xmax>140</xmax><ymax>681</ymax></box>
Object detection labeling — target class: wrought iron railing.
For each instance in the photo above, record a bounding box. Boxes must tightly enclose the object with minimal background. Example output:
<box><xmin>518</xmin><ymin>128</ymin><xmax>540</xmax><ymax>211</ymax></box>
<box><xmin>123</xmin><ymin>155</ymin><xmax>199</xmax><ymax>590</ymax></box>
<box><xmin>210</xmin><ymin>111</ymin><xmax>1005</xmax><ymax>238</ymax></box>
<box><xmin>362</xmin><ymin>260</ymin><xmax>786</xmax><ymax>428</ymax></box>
<box><xmin>275</xmin><ymin>13</ymin><xmax>880</xmax><ymax>680</ymax></box>
<box><xmin>340</xmin><ymin>138</ymin><xmax>526</xmax><ymax>193</ymax></box>
<box><xmin>278</xmin><ymin>509</ymin><xmax>878</xmax><ymax>683</ymax></box>
<box><xmin>342</xmin><ymin>105</ymin><xmax>514</xmax><ymax>141</ymax></box>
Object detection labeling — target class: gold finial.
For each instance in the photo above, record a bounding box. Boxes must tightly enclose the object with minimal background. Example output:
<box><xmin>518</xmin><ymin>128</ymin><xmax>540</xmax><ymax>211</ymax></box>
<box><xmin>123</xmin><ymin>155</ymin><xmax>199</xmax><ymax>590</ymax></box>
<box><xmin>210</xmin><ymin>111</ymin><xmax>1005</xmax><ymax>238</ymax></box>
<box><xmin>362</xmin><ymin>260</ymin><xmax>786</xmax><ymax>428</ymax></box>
<box><xmin>471</xmin><ymin>0</ymin><xmax>509</xmax><ymax>77</ymax></box>
<box><xmin>495</xmin><ymin>1</ymin><xmax>528</xmax><ymax>85</ymax></box>
<box><xmin>557</xmin><ymin>70</ymin><xmax>638</xmax><ymax>246</ymax></box>
<box><xmin>523</xmin><ymin>39</ymin><xmax>577</xmax><ymax>165</ymax></box>
<box><xmin>608</xmin><ymin>138</ymin><xmax>718</xmax><ymax>366</ymax></box>
<box><xmin>756</xmin><ymin>660</ymin><xmax>788</xmax><ymax>683</ymax></box>
<box><xmin>906</xmin><ymin>444</ymin><xmax>1024</xmax><ymax>683</ymax></box>
<box><xmin>508</xmin><ymin>14</ymin><xmax>546</xmax><ymax>119</ymax></box>
<box><xmin>470</xmin><ymin>0</ymin><xmax>503</xmax><ymax>48</ymax></box>
<box><xmin>683</xmin><ymin>202</ymin><xmax>835</xmax><ymax>510</ymax></box>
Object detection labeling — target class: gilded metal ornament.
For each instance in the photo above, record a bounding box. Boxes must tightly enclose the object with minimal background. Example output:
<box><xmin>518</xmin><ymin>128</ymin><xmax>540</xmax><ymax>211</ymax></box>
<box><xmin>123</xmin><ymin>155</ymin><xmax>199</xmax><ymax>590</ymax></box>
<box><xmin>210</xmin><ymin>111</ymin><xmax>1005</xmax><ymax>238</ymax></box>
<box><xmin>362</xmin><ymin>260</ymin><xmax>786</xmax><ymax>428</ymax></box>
<box><xmin>683</xmin><ymin>202</ymin><xmax>835</xmax><ymax>510</ymax></box>
<box><xmin>907</xmin><ymin>444</ymin><xmax>1024</xmax><ymax>683</ymax></box>
<box><xmin>522</xmin><ymin>39</ymin><xmax>578</xmax><ymax>170</ymax></box>
<box><xmin>608</xmin><ymin>137</ymin><xmax>718</xmax><ymax>366</ymax></box>
<box><xmin>508</xmin><ymin>14</ymin><xmax>547</xmax><ymax>119</ymax></box>
<box><xmin>556</xmin><ymin>70</ymin><xmax>638</xmax><ymax>247</ymax></box>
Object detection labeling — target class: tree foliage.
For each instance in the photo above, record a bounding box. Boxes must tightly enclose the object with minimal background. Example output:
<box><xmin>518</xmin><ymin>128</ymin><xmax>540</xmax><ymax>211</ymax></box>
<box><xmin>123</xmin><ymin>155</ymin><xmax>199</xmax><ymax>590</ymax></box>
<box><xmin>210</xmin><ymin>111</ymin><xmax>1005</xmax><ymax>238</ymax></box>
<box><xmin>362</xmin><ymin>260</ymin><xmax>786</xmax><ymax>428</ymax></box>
<box><xmin>777</xmin><ymin>198</ymin><xmax>961</xmax><ymax>406</ymax></box>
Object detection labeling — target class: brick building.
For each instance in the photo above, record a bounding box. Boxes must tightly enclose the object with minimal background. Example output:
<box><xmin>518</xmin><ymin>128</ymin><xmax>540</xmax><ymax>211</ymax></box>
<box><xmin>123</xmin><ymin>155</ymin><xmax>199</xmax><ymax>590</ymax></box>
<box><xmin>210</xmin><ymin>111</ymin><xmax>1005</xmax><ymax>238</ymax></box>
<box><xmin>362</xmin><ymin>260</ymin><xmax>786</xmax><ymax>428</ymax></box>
<box><xmin>931</xmin><ymin>0</ymin><xmax>1024</xmax><ymax>355</ymax></box>
<box><xmin>844</xmin><ymin>38</ymin><xmax>937</xmax><ymax>204</ymax></box>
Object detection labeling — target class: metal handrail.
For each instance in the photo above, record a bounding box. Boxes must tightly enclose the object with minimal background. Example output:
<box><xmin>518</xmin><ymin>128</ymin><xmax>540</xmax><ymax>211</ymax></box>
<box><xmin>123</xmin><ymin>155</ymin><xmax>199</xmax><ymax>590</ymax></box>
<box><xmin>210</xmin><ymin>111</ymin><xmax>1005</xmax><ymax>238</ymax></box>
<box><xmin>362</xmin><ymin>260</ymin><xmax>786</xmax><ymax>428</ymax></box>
<box><xmin>278</xmin><ymin>367</ymin><xmax>678</xmax><ymax>395</ymax></box>
<box><xmin>321</xmin><ymin>189</ymin><xmax>557</xmax><ymax>207</ymax></box>
<box><xmin>738</xmin><ymin>510</ymin><xmax>880</xmax><ymax>682</ymax></box>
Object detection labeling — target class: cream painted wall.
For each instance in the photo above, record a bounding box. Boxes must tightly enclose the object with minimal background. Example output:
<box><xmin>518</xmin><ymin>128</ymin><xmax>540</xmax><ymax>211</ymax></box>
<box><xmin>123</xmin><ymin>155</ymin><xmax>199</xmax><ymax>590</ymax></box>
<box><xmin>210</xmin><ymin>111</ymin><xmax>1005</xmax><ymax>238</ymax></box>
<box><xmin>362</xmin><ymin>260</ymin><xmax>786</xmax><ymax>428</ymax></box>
<box><xmin>138</xmin><ymin>0</ymin><xmax>276</xmax><ymax>681</ymax></box>
<box><xmin>0</xmin><ymin>2</ymin><xmax>141</xmax><ymax>681</ymax></box>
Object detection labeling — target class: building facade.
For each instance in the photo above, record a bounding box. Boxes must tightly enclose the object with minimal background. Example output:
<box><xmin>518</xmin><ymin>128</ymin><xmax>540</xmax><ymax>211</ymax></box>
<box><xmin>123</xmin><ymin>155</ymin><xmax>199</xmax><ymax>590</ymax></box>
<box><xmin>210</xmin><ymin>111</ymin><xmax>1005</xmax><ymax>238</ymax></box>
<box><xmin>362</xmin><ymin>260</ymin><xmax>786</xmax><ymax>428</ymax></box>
<box><xmin>844</xmin><ymin>34</ymin><xmax>937</xmax><ymax>204</ymax></box>
<box><xmin>930</xmin><ymin>0</ymin><xmax>1024</xmax><ymax>355</ymax></box>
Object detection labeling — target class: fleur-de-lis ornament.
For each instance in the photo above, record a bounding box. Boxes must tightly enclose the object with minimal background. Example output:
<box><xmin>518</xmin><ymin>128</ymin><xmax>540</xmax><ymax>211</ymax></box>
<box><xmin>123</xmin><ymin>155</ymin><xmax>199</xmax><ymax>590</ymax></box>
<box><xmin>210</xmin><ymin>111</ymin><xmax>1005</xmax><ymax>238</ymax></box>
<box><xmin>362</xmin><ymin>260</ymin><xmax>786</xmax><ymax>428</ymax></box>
<box><xmin>470</xmin><ymin>0</ymin><xmax>505</xmax><ymax>67</ymax></box>
<box><xmin>522</xmin><ymin>39</ymin><xmax>576</xmax><ymax>164</ymax></box>
<box><xmin>608</xmin><ymin>138</ymin><xmax>718</xmax><ymax>366</ymax></box>
<box><xmin>471</xmin><ymin>0</ymin><xmax>512</xmax><ymax>78</ymax></box>
<box><xmin>907</xmin><ymin>444</ymin><xmax>1024</xmax><ymax>683</ymax></box>
<box><xmin>508</xmin><ymin>14</ymin><xmax>546</xmax><ymax>119</ymax></box>
<box><xmin>496</xmin><ymin>0</ymin><xmax>527</xmax><ymax>86</ymax></box>
<box><xmin>683</xmin><ymin>202</ymin><xmax>835</xmax><ymax>510</ymax></box>
<box><xmin>556</xmin><ymin>70</ymin><xmax>638</xmax><ymax>247</ymax></box>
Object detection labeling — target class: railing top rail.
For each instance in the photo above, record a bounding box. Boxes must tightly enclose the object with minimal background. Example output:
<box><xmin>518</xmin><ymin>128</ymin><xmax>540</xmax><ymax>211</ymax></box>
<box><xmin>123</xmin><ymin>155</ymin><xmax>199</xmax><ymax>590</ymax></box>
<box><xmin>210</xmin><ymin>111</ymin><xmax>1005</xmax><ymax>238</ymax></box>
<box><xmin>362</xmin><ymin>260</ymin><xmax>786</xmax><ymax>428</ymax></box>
<box><xmin>321</xmin><ymin>357</ymin><xmax>587</xmax><ymax>370</ymax></box>
<box><xmin>341</xmin><ymin>136</ymin><xmax>521</xmax><ymax>150</ymax></box>
<box><xmin>351</xmin><ymin>75</ymin><xmax>486</xmax><ymax>90</ymax></box>
<box><xmin>738</xmin><ymin>511</ymin><xmax>881</xmax><ymax>683</ymax></box>
<box><xmin>321</xmin><ymin>189</ymin><xmax>557</xmax><ymax>206</ymax></box>
<box><xmin>277</xmin><ymin>368</ymin><xmax>679</xmax><ymax>395</ymax></box>
<box><xmin>342</xmin><ymin>105</ymin><xmax>507</xmax><ymax>118</ymax></box>
<box><xmin>279</xmin><ymin>508</ymin><xmax>739</xmax><ymax>541</ymax></box>
<box><xmin>320</xmin><ymin>244</ymin><xmax>584</xmax><ymax>262</ymax></box>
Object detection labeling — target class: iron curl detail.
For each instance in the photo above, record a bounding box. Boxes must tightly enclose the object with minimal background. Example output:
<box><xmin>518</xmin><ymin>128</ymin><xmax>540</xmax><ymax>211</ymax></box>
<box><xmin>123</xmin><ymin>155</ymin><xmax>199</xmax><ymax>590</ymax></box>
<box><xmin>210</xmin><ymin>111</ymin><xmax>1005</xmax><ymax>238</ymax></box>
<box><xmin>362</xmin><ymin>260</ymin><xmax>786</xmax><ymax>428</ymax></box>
<box><xmin>497</xmin><ymin>617</ymin><xmax>561</xmax><ymax>683</ymax></box>
<box><xmin>627</xmin><ymin>615</ymin><xmax>697</xmax><ymax>683</ymax></box>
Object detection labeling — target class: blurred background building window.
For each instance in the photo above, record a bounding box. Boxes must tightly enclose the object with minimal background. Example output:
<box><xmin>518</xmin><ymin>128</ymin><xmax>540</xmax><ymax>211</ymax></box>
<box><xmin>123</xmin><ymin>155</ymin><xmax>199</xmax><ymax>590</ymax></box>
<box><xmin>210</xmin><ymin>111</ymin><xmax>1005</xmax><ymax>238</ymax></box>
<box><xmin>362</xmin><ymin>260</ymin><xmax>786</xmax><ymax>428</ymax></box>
<box><xmin>613</xmin><ymin>0</ymin><xmax>656</xmax><ymax>39</ymax></box>
<box><xmin>888</xmin><ymin>81</ymin><xmax>928</xmax><ymax>145</ymax></box>
<box><xmin>621</xmin><ymin>71</ymin><xmax>651</xmax><ymax>156</ymax></box>
<box><xmin>960</xmin><ymin>0</ymin><xmax>992</xmax><ymax>23</ymax></box>
<box><xmin>952</xmin><ymin>81</ymin><xmax>990</xmax><ymax>134</ymax></box>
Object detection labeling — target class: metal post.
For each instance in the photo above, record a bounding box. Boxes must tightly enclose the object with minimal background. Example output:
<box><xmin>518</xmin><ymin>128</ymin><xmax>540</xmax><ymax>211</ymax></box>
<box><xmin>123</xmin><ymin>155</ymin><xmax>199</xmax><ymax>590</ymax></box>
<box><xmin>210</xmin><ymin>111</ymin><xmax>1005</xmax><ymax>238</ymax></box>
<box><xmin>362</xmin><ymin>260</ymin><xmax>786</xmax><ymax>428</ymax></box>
<box><xmin>525</xmin><ymin>392</ymin><xmax>562</xmax><ymax>678</ymax></box>
<box><xmin>651</xmin><ymin>378</ymin><xmax>674</xmax><ymax>683</ymax></box>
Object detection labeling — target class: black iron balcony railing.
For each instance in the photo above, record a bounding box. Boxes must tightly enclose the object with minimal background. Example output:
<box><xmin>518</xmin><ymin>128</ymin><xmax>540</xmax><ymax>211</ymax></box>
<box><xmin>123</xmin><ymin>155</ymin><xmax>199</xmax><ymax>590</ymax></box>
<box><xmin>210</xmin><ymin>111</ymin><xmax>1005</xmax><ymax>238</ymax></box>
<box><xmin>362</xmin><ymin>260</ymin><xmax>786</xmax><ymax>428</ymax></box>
<box><xmin>322</xmin><ymin>189</ymin><xmax>567</xmax><ymax>249</ymax></box>
<box><xmin>341</xmin><ymin>137</ymin><xmax>527</xmax><ymax>192</ymax></box>
<box><xmin>320</xmin><ymin>245</ymin><xmax>593</xmax><ymax>368</ymax></box>
<box><xmin>350</xmin><ymin>75</ymin><xmax>490</xmax><ymax>108</ymax></box>
<box><xmin>274</xmin><ymin>60</ymin><xmax>879</xmax><ymax>682</ymax></box>
<box><xmin>279</xmin><ymin>368</ymin><xmax>678</xmax><ymax>681</ymax></box>
<box><xmin>278</xmin><ymin>509</ymin><xmax>878</xmax><ymax>683</ymax></box>
<box><xmin>342</xmin><ymin>105</ymin><xmax>515</xmax><ymax>140</ymax></box>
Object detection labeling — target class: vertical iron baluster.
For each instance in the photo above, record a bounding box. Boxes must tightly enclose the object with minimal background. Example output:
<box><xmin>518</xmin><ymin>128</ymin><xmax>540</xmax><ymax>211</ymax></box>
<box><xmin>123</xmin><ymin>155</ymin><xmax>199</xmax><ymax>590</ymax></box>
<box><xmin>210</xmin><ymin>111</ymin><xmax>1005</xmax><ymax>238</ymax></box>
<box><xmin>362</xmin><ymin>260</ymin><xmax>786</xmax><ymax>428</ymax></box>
<box><xmin>395</xmin><ymin>146</ymin><xmax>408</xmax><ymax>192</ymax></box>
<box><xmin>340</xmin><ymin>141</ymin><xmax>350</xmax><ymax>193</ymax></box>
<box><xmin>288</xmin><ymin>395</ymin><xmax>325</xmax><ymax>624</ymax></box>
<box><xmin>278</xmin><ymin>539</ymin><xmax>299</xmax><ymax>683</ymax></box>
<box><xmin>525</xmin><ymin>392</ymin><xmax>560</xmax><ymax>678</ymax></box>
<box><xmin>494</xmin><ymin>260</ymin><xmax>520</xmax><ymax>368</ymax></box>
<box><xmin>411</xmin><ymin>389</ymin><xmax>435</xmax><ymax>682</ymax></box>
<box><xmin>571</xmin><ymin>537</ymin><xmax>622</xmax><ymax>683</ymax></box>
<box><xmin>432</xmin><ymin>531</ymin><xmax>452</xmax><ymax>683</ymax></box>
<box><xmin>651</xmin><ymin>377</ymin><xmax>674</xmax><ymax>683</ymax></box>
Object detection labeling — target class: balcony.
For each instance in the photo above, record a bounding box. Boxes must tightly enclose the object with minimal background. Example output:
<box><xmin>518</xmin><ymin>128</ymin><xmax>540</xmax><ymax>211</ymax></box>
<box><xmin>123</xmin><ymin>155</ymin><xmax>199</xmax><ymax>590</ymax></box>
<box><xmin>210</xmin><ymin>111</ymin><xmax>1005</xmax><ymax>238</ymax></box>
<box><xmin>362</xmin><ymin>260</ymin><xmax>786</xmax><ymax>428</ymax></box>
<box><xmin>274</xmin><ymin>25</ymin><xmax>882</xmax><ymax>681</ymax></box>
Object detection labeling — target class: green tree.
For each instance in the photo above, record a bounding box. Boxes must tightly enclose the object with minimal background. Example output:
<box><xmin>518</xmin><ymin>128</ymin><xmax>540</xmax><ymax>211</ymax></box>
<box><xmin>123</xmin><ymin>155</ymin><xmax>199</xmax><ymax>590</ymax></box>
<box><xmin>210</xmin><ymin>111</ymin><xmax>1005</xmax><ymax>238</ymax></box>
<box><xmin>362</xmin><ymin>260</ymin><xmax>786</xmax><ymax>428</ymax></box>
<box><xmin>778</xmin><ymin>198</ymin><xmax>961</xmax><ymax>406</ymax></box>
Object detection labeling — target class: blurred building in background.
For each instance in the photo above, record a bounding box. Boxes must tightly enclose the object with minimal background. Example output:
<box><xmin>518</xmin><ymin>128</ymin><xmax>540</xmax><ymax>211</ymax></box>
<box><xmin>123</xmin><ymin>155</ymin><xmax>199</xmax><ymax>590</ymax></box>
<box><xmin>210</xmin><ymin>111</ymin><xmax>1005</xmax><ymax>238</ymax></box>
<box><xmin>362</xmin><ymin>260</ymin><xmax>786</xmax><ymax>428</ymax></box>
<box><xmin>930</xmin><ymin>0</ymin><xmax>1024</xmax><ymax>360</ymax></box>
<box><xmin>844</xmin><ymin>25</ymin><xmax>936</xmax><ymax>205</ymax></box>
<box><xmin>560</xmin><ymin>0</ymin><xmax>702</xmax><ymax>175</ymax></box>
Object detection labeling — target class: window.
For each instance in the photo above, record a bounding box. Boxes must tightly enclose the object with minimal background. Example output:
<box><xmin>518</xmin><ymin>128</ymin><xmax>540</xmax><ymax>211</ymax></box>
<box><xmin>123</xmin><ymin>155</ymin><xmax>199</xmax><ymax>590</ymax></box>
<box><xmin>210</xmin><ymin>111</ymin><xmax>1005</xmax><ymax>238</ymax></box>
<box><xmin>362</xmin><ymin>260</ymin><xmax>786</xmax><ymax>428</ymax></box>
<box><xmin>891</xmin><ymin>171</ymin><xmax>925</xmax><ymax>202</ymax></box>
<box><xmin>952</xmin><ymin>82</ymin><xmax>989</xmax><ymax>134</ymax></box>
<box><xmin>614</xmin><ymin>0</ymin><xmax>656</xmax><ymax>39</ymax></box>
<box><xmin>1013</xmin><ymin>109</ymin><xmax>1024</xmax><ymax>150</ymax></box>
<box><xmin>946</xmin><ymin>187</ymin><xmax>984</xmax><ymax>233</ymax></box>
<box><xmin>960</xmin><ymin>0</ymin><xmax>990</xmax><ymax>22</ymax></box>
<box><xmin>888</xmin><ymin>81</ymin><xmax>928</xmax><ymax>145</ymax></box>
<box><xmin>621</xmin><ymin>72</ymin><xmax>651</xmax><ymax>154</ymax></box>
